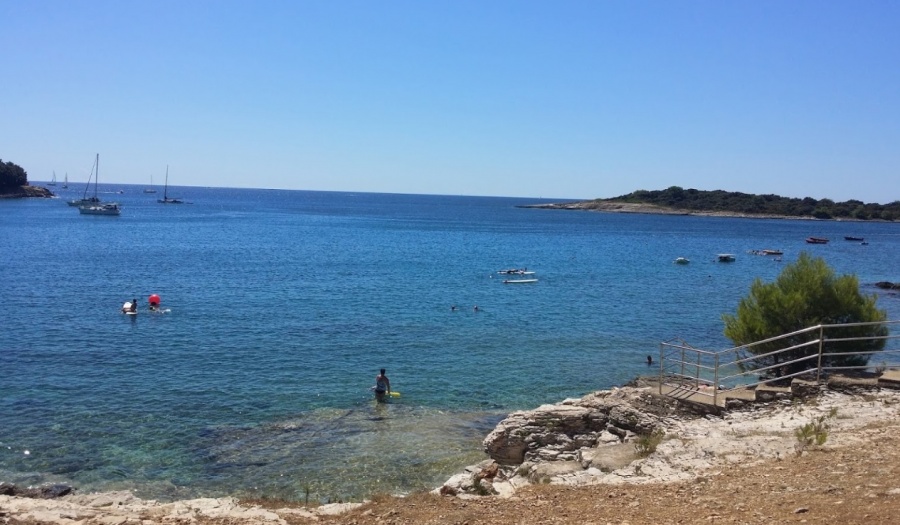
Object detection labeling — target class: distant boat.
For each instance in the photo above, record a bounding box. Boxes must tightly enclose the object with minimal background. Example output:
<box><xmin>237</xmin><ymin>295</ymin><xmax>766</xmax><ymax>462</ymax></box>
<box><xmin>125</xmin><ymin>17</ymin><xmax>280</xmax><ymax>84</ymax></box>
<box><xmin>48</xmin><ymin>171</ymin><xmax>57</xmax><ymax>186</ymax></box>
<box><xmin>157</xmin><ymin>165</ymin><xmax>183</xmax><ymax>204</ymax></box>
<box><xmin>844</xmin><ymin>236</ymin><xmax>864</xmax><ymax>241</ymax></box>
<box><xmin>498</xmin><ymin>269</ymin><xmax>535</xmax><ymax>275</ymax></box>
<box><xmin>62</xmin><ymin>173</ymin><xmax>68</xmax><ymax>189</ymax></box>
<box><xmin>144</xmin><ymin>172</ymin><xmax>157</xmax><ymax>194</ymax></box>
<box><xmin>79</xmin><ymin>203</ymin><xmax>121</xmax><ymax>216</ymax></box>
<box><xmin>806</xmin><ymin>237</ymin><xmax>829</xmax><ymax>244</ymax></box>
<box><xmin>717</xmin><ymin>254</ymin><xmax>736</xmax><ymax>262</ymax></box>
<box><xmin>68</xmin><ymin>154</ymin><xmax>103</xmax><ymax>207</ymax></box>
<box><xmin>674</xmin><ymin>257</ymin><xmax>690</xmax><ymax>264</ymax></box>
<box><xmin>503</xmin><ymin>278</ymin><xmax>538</xmax><ymax>284</ymax></box>
<box><xmin>761</xmin><ymin>249</ymin><xmax>783</xmax><ymax>256</ymax></box>
<box><xmin>498</xmin><ymin>268</ymin><xmax>533</xmax><ymax>275</ymax></box>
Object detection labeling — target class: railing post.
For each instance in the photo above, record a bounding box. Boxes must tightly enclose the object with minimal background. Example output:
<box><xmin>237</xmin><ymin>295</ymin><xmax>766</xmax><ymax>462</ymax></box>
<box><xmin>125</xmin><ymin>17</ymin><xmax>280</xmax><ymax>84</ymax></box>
<box><xmin>658</xmin><ymin>342</ymin><xmax>663</xmax><ymax>395</ymax></box>
<box><xmin>713</xmin><ymin>351</ymin><xmax>720</xmax><ymax>406</ymax></box>
<box><xmin>696</xmin><ymin>350</ymin><xmax>702</xmax><ymax>389</ymax></box>
<box><xmin>680</xmin><ymin>346</ymin><xmax>685</xmax><ymax>385</ymax></box>
<box><xmin>816</xmin><ymin>325</ymin><xmax>825</xmax><ymax>383</ymax></box>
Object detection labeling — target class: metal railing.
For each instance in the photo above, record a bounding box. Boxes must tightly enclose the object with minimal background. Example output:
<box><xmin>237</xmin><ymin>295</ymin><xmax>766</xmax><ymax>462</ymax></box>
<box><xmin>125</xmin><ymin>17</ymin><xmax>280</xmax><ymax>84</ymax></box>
<box><xmin>658</xmin><ymin>320</ymin><xmax>900</xmax><ymax>406</ymax></box>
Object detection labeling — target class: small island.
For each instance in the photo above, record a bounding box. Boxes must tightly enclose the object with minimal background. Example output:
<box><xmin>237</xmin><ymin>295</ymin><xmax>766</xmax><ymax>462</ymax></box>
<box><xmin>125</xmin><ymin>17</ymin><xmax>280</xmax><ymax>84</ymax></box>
<box><xmin>0</xmin><ymin>158</ymin><xmax>53</xmax><ymax>199</ymax></box>
<box><xmin>525</xmin><ymin>186</ymin><xmax>900</xmax><ymax>222</ymax></box>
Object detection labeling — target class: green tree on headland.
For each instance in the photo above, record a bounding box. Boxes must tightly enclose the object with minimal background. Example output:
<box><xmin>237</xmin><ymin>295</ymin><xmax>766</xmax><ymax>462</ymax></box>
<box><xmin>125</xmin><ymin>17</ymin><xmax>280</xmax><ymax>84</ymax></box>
<box><xmin>722</xmin><ymin>253</ymin><xmax>888</xmax><ymax>376</ymax></box>
<box><xmin>0</xmin><ymin>159</ymin><xmax>28</xmax><ymax>190</ymax></box>
<box><xmin>601</xmin><ymin>186</ymin><xmax>900</xmax><ymax>221</ymax></box>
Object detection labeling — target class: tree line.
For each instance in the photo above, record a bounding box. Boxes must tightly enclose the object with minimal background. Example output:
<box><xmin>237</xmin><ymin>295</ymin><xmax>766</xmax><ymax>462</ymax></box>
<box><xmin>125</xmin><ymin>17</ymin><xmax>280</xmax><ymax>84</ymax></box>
<box><xmin>0</xmin><ymin>159</ymin><xmax>28</xmax><ymax>190</ymax></box>
<box><xmin>603</xmin><ymin>186</ymin><xmax>900</xmax><ymax>221</ymax></box>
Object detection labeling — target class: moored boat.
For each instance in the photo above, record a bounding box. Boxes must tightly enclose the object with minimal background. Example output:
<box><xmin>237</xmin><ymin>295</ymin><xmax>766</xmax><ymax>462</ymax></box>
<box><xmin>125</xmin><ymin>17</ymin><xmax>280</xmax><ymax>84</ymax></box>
<box><xmin>806</xmin><ymin>237</ymin><xmax>829</xmax><ymax>244</ymax></box>
<box><xmin>503</xmin><ymin>278</ymin><xmax>538</xmax><ymax>284</ymax></box>
<box><xmin>761</xmin><ymin>249</ymin><xmax>783</xmax><ymax>256</ymax></box>
<box><xmin>717</xmin><ymin>254</ymin><xmax>736</xmax><ymax>262</ymax></box>
<box><xmin>674</xmin><ymin>257</ymin><xmax>690</xmax><ymax>264</ymax></box>
<box><xmin>844</xmin><ymin>236</ymin><xmax>864</xmax><ymax>241</ymax></box>
<box><xmin>498</xmin><ymin>268</ymin><xmax>533</xmax><ymax>275</ymax></box>
<box><xmin>158</xmin><ymin>165</ymin><xmax>184</xmax><ymax>204</ymax></box>
<box><xmin>79</xmin><ymin>203</ymin><xmax>121</xmax><ymax>216</ymax></box>
<box><xmin>68</xmin><ymin>154</ymin><xmax>104</xmax><ymax>207</ymax></box>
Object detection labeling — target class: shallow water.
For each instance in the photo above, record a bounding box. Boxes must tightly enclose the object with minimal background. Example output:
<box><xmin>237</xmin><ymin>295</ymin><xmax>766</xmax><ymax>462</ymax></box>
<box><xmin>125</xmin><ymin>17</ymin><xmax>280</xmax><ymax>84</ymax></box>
<box><xmin>2</xmin><ymin>186</ymin><xmax>899</xmax><ymax>502</ymax></box>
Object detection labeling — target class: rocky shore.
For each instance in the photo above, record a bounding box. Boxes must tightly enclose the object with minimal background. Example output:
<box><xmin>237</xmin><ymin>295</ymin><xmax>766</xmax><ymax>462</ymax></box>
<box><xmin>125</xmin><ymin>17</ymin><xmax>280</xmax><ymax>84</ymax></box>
<box><xmin>4</xmin><ymin>377</ymin><xmax>900</xmax><ymax>524</ymax></box>
<box><xmin>521</xmin><ymin>200</ymin><xmax>827</xmax><ymax>220</ymax></box>
<box><xmin>0</xmin><ymin>185</ymin><xmax>54</xmax><ymax>199</ymax></box>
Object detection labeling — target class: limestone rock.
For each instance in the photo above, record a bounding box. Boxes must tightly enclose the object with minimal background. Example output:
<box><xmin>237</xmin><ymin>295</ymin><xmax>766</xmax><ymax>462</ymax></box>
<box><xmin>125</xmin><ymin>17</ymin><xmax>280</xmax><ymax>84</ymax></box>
<box><xmin>483</xmin><ymin>404</ymin><xmax>607</xmax><ymax>465</ymax></box>
<box><xmin>529</xmin><ymin>461</ymin><xmax>584</xmax><ymax>483</ymax></box>
<box><xmin>578</xmin><ymin>443</ymin><xmax>637</xmax><ymax>472</ymax></box>
<box><xmin>483</xmin><ymin>388</ymin><xmax>664</xmax><ymax>466</ymax></box>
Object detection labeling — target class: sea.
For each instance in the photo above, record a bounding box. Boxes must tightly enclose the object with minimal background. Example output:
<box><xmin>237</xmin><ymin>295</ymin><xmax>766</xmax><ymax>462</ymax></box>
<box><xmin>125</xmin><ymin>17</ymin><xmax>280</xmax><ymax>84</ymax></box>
<box><xmin>2</xmin><ymin>183</ymin><xmax>899</xmax><ymax>503</ymax></box>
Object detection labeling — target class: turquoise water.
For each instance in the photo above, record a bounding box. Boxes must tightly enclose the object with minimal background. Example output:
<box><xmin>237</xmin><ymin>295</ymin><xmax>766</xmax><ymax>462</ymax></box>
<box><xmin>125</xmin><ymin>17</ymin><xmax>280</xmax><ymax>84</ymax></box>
<box><xmin>2</xmin><ymin>185</ymin><xmax>899</xmax><ymax>502</ymax></box>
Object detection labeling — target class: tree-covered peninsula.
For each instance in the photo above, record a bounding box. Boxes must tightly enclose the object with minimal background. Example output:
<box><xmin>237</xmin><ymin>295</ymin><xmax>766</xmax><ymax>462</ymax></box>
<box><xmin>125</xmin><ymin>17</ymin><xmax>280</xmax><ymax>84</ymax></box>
<box><xmin>0</xmin><ymin>158</ymin><xmax>52</xmax><ymax>198</ymax></box>
<box><xmin>532</xmin><ymin>186</ymin><xmax>900</xmax><ymax>221</ymax></box>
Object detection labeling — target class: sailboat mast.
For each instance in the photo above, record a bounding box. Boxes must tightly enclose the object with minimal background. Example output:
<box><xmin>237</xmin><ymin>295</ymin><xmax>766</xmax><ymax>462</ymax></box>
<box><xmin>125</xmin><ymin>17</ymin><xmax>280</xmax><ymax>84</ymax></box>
<box><xmin>94</xmin><ymin>153</ymin><xmax>100</xmax><ymax>198</ymax></box>
<box><xmin>164</xmin><ymin>165</ymin><xmax>169</xmax><ymax>199</ymax></box>
<box><xmin>82</xmin><ymin>156</ymin><xmax>96</xmax><ymax>199</ymax></box>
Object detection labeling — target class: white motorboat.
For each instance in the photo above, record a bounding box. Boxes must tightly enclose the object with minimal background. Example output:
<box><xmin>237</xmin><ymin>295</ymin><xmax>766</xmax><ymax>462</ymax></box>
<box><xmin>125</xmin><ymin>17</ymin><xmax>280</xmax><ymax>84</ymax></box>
<box><xmin>79</xmin><ymin>203</ymin><xmax>121</xmax><ymax>216</ymax></box>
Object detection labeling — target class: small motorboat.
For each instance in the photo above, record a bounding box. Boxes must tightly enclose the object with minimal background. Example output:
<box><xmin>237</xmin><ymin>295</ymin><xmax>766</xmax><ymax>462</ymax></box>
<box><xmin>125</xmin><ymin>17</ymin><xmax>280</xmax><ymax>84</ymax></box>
<box><xmin>761</xmin><ymin>249</ymin><xmax>783</xmax><ymax>256</ymax></box>
<box><xmin>503</xmin><ymin>278</ymin><xmax>538</xmax><ymax>284</ymax></box>
<box><xmin>79</xmin><ymin>203</ymin><xmax>121</xmax><ymax>216</ymax></box>
<box><xmin>674</xmin><ymin>257</ymin><xmax>690</xmax><ymax>264</ymax></box>
<box><xmin>498</xmin><ymin>268</ymin><xmax>533</xmax><ymax>275</ymax></box>
<box><xmin>717</xmin><ymin>254</ymin><xmax>736</xmax><ymax>262</ymax></box>
<box><xmin>806</xmin><ymin>237</ymin><xmax>829</xmax><ymax>244</ymax></box>
<box><xmin>844</xmin><ymin>236</ymin><xmax>864</xmax><ymax>241</ymax></box>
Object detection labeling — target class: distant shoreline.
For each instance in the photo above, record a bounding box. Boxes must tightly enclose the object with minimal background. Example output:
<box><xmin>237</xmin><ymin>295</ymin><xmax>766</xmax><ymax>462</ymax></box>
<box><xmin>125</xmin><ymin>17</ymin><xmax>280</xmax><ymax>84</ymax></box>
<box><xmin>519</xmin><ymin>201</ymin><xmax>880</xmax><ymax>222</ymax></box>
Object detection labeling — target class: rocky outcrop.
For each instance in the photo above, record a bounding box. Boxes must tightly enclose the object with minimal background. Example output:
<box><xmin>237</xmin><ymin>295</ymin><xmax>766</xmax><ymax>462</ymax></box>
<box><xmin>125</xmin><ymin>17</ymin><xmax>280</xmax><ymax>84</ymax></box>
<box><xmin>436</xmin><ymin>386</ymin><xmax>700</xmax><ymax>497</ymax></box>
<box><xmin>482</xmin><ymin>387</ymin><xmax>688</xmax><ymax>466</ymax></box>
<box><xmin>0</xmin><ymin>184</ymin><xmax>54</xmax><ymax>198</ymax></box>
<box><xmin>0</xmin><ymin>482</ymin><xmax>73</xmax><ymax>498</ymax></box>
<box><xmin>875</xmin><ymin>281</ymin><xmax>900</xmax><ymax>290</ymax></box>
<box><xmin>439</xmin><ymin>380</ymin><xmax>900</xmax><ymax>499</ymax></box>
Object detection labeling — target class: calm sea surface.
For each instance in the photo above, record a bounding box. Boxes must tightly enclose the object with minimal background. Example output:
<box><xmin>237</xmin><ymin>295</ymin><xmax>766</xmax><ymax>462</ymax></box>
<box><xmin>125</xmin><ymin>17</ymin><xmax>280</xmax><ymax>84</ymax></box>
<box><xmin>2</xmin><ymin>185</ymin><xmax>899</xmax><ymax>502</ymax></box>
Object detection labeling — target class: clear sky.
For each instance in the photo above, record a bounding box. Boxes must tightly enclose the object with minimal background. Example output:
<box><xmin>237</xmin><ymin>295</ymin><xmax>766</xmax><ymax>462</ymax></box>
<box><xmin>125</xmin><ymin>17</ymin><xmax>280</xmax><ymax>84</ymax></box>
<box><xmin>2</xmin><ymin>1</ymin><xmax>898</xmax><ymax>202</ymax></box>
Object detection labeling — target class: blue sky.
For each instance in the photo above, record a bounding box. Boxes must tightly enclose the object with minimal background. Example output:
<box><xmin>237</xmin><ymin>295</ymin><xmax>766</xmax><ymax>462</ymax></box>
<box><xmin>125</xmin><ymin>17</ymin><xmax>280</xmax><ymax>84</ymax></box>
<box><xmin>2</xmin><ymin>1</ymin><xmax>898</xmax><ymax>201</ymax></box>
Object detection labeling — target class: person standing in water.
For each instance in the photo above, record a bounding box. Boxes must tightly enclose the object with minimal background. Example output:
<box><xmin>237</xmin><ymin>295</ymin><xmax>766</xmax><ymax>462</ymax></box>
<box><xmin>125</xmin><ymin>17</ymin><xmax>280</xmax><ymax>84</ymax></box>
<box><xmin>373</xmin><ymin>368</ymin><xmax>391</xmax><ymax>402</ymax></box>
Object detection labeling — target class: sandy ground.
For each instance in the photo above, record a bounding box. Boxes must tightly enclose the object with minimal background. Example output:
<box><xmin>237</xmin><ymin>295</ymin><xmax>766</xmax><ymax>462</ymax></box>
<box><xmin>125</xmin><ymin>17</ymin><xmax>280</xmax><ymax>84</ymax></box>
<box><xmin>4</xmin><ymin>387</ymin><xmax>900</xmax><ymax>524</ymax></box>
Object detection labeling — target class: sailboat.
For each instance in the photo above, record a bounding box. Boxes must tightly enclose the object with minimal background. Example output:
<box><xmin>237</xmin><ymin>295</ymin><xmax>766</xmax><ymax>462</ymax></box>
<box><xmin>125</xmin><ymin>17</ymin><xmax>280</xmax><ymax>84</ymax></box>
<box><xmin>68</xmin><ymin>155</ymin><xmax>103</xmax><ymax>206</ymax></box>
<box><xmin>157</xmin><ymin>165</ymin><xmax>183</xmax><ymax>204</ymax></box>
<box><xmin>48</xmin><ymin>172</ymin><xmax>57</xmax><ymax>186</ymax></box>
<box><xmin>62</xmin><ymin>173</ymin><xmax>68</xmax><ymax>189</ymax></box>
<box><xmin>143</xmin><ymin>172</ymin><xmax>157</xmax><ymax>193</ymax></box>
<box><xmin>76</xmin><ymin>154</ymin><xmax>121</xmax><ymax>216</ymax></box>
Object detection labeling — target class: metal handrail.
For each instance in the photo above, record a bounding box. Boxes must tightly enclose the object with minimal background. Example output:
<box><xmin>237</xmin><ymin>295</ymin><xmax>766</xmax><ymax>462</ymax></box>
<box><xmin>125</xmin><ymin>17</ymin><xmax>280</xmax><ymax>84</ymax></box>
<box><xmin>658</xmin><ymin>320</ymin><xmax>899</xmax><ymax>406</ymax></box>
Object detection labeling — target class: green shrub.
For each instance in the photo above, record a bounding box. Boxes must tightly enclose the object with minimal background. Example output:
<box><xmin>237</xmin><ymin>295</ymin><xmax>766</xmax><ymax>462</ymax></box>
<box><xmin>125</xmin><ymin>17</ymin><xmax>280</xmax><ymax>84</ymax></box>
<box><xmin>634</xmin><ymin>428</ymin><xmax>665</xmax><ymax>457</ymax></box>
<box><xmin>723</xmin><ymin>252</ymin><xmax>888</xmax><ymax>376</ymax></box>
<box><xmin>794</xmin><ymin>415</ymin><xmax>831</xmax><ymax>453</ymax></box>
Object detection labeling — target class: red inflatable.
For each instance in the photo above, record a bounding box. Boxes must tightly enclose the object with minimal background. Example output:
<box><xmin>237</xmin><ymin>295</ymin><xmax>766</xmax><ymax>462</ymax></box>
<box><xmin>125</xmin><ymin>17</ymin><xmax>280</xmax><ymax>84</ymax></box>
<box><xmin>148</xmin><ymin>294</ymin><xmax>161</xmax><ymax>306</ymax></box>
